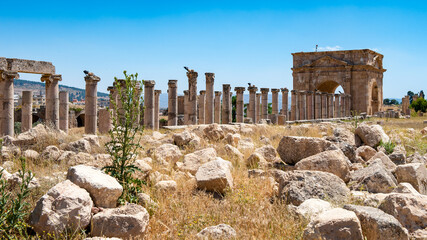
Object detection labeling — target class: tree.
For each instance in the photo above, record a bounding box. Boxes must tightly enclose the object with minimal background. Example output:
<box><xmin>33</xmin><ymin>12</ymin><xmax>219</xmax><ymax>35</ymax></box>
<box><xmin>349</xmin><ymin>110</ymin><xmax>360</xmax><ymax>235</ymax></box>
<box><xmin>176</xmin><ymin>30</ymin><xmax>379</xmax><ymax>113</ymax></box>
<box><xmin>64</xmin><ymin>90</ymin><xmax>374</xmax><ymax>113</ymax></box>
<box><xmin>390</xmin><ymin>99</ymin><xmax>399</xmax><ymax>105</ymax></box>
<box><xmin>420</xmin><ymin>90</ymin><xmax>425</xmax><ymax>99</ymax></box>
<box><xmin>383</xmin><ymin>98</ymin><xmax>391</xmax><ymax>105</ymax></box>
<box><xmin>410</xmin><ymin>97</ymin><xmax>427</xmax><ymax>113</ymax></box>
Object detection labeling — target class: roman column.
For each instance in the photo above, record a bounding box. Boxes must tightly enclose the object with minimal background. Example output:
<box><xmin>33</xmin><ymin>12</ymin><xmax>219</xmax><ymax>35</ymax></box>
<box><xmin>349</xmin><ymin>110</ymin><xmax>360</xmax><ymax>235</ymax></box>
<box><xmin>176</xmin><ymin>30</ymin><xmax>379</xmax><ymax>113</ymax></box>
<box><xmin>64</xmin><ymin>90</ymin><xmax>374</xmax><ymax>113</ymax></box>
<box><xmin>306</xmin><ymin>91</ymin><xmax>314</xmax><ymax>120</ymax></box>
<box><xmin>42</xmin><ymin>74</ymin><xmax>61</xmax><ymax>129</ymax></box>
<box><xmin>271</xmin><ymin>88</ymin><xmax>279</xmax><ymax>115</ymax></box>
<box><xmin>298</xmin><ymin>91</ymin><xmax>306</xmax><ymax>120</ymax></box>
<box><xmin>291</xmin><ymin>90</ymin><xmax>298</xmax><ymax>121</ymax></box>
<box><xmin>59</xmin><ymin>91</ymin><xmax>69</xmax><ymax>132</ymax></box>
<box><xmin>260</xmin><ymin>88</ymin><xmax>269</xmax><ymax>120</ymax></box>
<box><xmin>187</xmin><ymin>70</ymin><xmax>198</xmax><ymax>125</ymax></box>
<box><xmin>256</xmin><ymin>93</ymin><xmax>261</xmax><ymax>123</ymax></box>
<box><xmin>321</xmin><ymin>92</ymin><xmax>328</xmax><ymax>119</ymax></box>
<box><xmin>167</xmin><ymin>80</ymin><xmax>178</xmax><ymax>126</ymax></box>
<box><xmin>346</xmin><ymin>95</ymin><xmax>352</xmax><ymax>116</ymax></box>
<box><xmin>198</xmin><ymin>90</ymin><xmax>206</xmax><ymax>124</ymax></box>
<box><xmin>214</xmin><ymin>91</ymin><xmax>222</xmax><ymax>123</ymax></box>
<box><xmin>21</xmin><ymin>91</ymin><xmax>33</xmax><ymax>133</ymax></box>
<box><xmin>184</xmin><ymin>90</ymin><xmax>189</xmax><ymax>124</ymax></box>
<box><xmin>144</xmin><ymin>80</ymin><xmax>155</xmax><ymax>130</ymax></box>
<box><xmin>154</xmin><ymin>90</ymin><xmax>161</xmax><ymax>130</ymax></box>
<box><xmin>0</xmin><ymin>71</ymin><xmax>18</xmax><ymax>136</ymax></box>
<box><xmin>84</xmin><ymin>73</ymin><xmax>100</xmax><ymax>134</ymax></box>
<box><xmin>107</xmin><ymin>86</ymin><xmax>117</xmax><ymax>117</ymax></box>
<box><xmin>205</xmin><ymin>73</ymin><xmax>215</xmax><ymax>124</ymax></box>
<box><xmin>334</xmin><ymin>94</ymin><xmax>340</xmax><ymax>118</ymax></box>
<box><xmin>222</xmin><ymin>84</ymin><xmax>231</xmax><ymax>124</ymax></box>
<box><xmin>234</xmin><ymin>87</ymin><xmax>245</xmax><ymax>123</ymax></box>
<box><xmin>315</xmin><ymin>91</ymin><xmax>321</xmax><ymax>119</ymax></box>
<box><xmin>248</xmin><ymin>86</ymin><xmax>258</xmax><ymax>123</ymax></box>
<box><xmin>328</xmin><ymin>93</ymin><xmax>334</xmax><ymax>118</ymax></box>
<box><xmin>281</xmin><ymin>88</ymin><xmax>289</xmax><ymax>120</ymax></box>
<box><xmin>98</xmin><ymin>108</ymin><xmax>111</xmax><ymax>134</ymax></box>
<box><xmin>340</xmin><ymin>93</ymin><xmax>346</xmax><ymax>117</ymax></box>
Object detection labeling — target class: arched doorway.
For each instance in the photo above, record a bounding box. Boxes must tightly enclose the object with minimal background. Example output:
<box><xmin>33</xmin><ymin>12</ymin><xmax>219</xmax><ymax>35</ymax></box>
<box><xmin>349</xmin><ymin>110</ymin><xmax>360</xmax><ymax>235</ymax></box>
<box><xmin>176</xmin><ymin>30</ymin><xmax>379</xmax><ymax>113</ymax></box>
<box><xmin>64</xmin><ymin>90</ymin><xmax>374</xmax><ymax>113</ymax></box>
<box><xmin>371</xmin><ymin>82</ymin><xmax>380</xmax><ymax>114</ymax></box>
<box><xmin>316</xmin><ymin>80</ymin><xmax>345</xmax><ymax>94</ymax></box>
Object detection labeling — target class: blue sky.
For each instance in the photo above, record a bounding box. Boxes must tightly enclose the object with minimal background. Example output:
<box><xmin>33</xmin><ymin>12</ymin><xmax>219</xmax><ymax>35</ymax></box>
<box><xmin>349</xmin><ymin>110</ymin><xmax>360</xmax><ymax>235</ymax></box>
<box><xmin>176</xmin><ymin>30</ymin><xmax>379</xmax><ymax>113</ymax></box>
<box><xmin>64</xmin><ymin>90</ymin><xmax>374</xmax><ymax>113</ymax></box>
<box><xmin>1</xmin><ymin>1</ymin><xmax>426</xmax><ymax>98</ymax></box>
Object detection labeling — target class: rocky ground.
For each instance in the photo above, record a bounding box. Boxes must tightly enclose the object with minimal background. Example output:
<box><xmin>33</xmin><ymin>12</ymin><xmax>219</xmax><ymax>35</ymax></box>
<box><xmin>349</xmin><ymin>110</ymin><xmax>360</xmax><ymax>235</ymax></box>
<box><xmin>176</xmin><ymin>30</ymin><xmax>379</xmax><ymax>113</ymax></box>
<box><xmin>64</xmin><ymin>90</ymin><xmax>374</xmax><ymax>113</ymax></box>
<box><xmin>1</xmin><ymin>116</ymin><xmax>427</xmax><ymax>239</ymax></box>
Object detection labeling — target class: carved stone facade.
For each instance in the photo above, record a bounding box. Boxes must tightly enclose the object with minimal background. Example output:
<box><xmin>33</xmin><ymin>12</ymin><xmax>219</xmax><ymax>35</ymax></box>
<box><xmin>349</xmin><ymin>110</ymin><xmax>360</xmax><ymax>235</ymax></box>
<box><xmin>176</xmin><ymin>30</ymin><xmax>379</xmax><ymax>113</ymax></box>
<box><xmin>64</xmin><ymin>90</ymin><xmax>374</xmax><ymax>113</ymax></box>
<box><xmin>292</xmin><ymin>49</ymin><xmax>386</xmax><ymax>115</ymax></box>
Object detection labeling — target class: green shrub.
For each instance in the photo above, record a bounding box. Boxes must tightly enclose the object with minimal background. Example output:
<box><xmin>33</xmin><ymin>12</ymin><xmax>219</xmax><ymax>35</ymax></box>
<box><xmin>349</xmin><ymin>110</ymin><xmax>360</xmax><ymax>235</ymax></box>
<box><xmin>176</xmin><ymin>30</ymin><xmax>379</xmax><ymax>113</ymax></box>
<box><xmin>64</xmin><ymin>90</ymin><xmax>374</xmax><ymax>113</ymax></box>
<box><xmin>410</xmin><ymin>97</ymin><xmax>427</xmax><ymax>113</ymax></box>
<box><xmin>0</xmin><ymin>157</ymin><xmax>33</xmax><ymax>239</ymax></box>
<box><xmin>379</xmin><ymin>140</ymin><xmax>396</xmax><ymax>154</ymax></box>
<box><xmin>103</xmin><ymin>71</ymin><xmax>145</xmax><ymax>204</ymax></box>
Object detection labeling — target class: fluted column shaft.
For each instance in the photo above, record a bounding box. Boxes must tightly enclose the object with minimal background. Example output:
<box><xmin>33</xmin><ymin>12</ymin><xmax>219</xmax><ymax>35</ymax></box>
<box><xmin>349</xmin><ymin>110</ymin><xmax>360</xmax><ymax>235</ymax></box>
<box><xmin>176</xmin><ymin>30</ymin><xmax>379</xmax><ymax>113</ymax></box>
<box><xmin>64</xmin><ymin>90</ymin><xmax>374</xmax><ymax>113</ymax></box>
<box><xmin>184</xmin><ymin>90</ymin><xmax>189</xmax><ymax>124</ymax></box>
<box><xmin>222</xmin><ymin>84</ymin><xmax>231</xmax><ymax>124</ymax></box>
<box><xmin>144</xmin><ymin>80</ymin><xmax>155</xmax><ymax>129</ymax></box>
<box><xmin>21</xmin><ymin>90</ymin><xmax>32</xmax><ymax>133</ymax></box>
<box><xmin>334</xmin><ymin>94</ymin><xmax>340</xmax><ymax>118</ymax></box>
<box><xmin>306</xmin><ymin>91</ymin><xmax>314</xmax><ymax>120</ymax></box>
<box><xmin>59</xmin><ymin>91</ymin><xmax>69</xmax><ymax>132</ymax></box>
<box><xmin>214</xmin><ymin>91</ymin><xmax>221</xmax><ymax>123</ymax></box>
<box><xmin>321</xmin><ymin>93</ymin><xmax>328</xmax><ymax>119</ymax></box>
<box><xmin>198</xmin><ymin>90</ymin><xmax>206</xmax><ymax>124</ymax></box>
<box><xmin>205</xmin><ymin>73</ymin><xmax>214</xmax><ymax>124</ymax></box>
<box><xmin>340</xmin><ymin>93</ymin><xmax>346</xmax><ymax>117</ymax></box>
<box><xmin>167</xmin><ymin>80</ymin><xmax>178</xmax><ymax>126</ymax></box>
<box><xmin>187</xmin><ymin>71</ymin><xmax>198</xmax><ymax>125</ymax></box>
<box><xmin>42</xmin><ymin>74</ymin><xmax>61</xmax><ymax>129</ymax></box>
<box><xmin>154</xmin><ymin>90</ymin><xmax>161</xmax><ymax>130</ymax></box>
<box><xmin>291</xmin><ymin>90</ymin><xmax>298</xmax><ymax>121</ymax></box>
<box><xmin>271</xmin><ymin>89</ymin><xmax>279</xmax><ymax>115</ymax></box>
<box><xmin>281</xmin><ymin>88</ymin><xmax>289</xmax><ymax>120</ymax></box>
<box><xmin>84</xmin><ymin>74</ymin><xmax>100</xmax><ymax>134</ymax></box>
<box><xmin>261</xmin><ymin>88</ymin><xmax>269</xmax><ymax>120</ymax></box>
<box><xmin>235</xmin><ymin>87</ymin><xmax>245</xmax><ymax>123</ymax></box>
<box><xmin>256</xmin><ymin>93</ymin><xmax>261</xmax><ymax>123</ymax></box>
<box><xmin>328</xmin><ymin>93</ymin><xmax>334</xmax><ymax>118</ymax></box>
<box><xmin>299</xmin><ymin>91</ymin><xmax>307</xmax><ymax>120</ymax></box>
<box><xmin>315</xmin><ymin>92</ymin><xmax>321</xmax><ymax>119</ymax></box>
<box><xmin>248</xmin><ymin>86</ymin><xmax>258</xmax><ymax>123</ymax></box>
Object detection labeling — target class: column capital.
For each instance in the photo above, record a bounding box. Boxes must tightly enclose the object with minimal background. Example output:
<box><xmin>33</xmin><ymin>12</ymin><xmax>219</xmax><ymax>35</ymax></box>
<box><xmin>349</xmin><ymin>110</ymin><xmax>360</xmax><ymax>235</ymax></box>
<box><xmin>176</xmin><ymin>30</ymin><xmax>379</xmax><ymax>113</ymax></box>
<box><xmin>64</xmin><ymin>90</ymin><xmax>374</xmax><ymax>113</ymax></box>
<box><xmin>154</xmin><ymin>90</ymin><xmax>162</xmax><ymax>95</ymax></box>
<box><xmin>223</xmin><ymin>84</ymin><xmax>230</xmax><ymax>88</ymax></box>
<box><xmin>234</xmin><ymin>87</ymin><xmax>245</xmax><ymax>93</ymax></box>
<box><xmin>107</xmin><ymin>86</ymin><xmax>115</xmax><ymax>93</ymax></box>
<box><xmin>281</xmin><ymin>87</ymin><xmax>289</xmax><ymax>92</ymax></box>
<box><xmin>168</xmin><ymin>79</ymin><xmax>178</xmax><ymax>87</ymax></box>
<box><xmin>271</xmin><ymin>88</ymin><xmax>280</xmax><ymax>93</ymax></box>
<box><xmin>214</xmin><ymin>91</ymin><xmax>222</xmax><ymax>96</ymax></box>
<box><xmin>183</xmin><ymin>90</ymin><xmax>189</xmax><ymax>95</ymax></box>
<box><xmin>248</xmin><ymin>86</ymin><xmax>258</xmax><ymax>92</ymax></box>
<box><xmin>1</xmin><ymin>71</ymin><xmax>19</xmax><ymax>81</ymax></box>
<box><xmin>84</xmin><ymin>74</ymin><xmax>100</xmax><ymax>83</ymax></box>
<box><xmin>321</xmin><ymin>92</ymin><xmax>328</xmax><ymax>95</ymax></box>
<box><xmin>144</xmin><ymin>80</ymin><xmax>156</xmax><ymax>87</ymax></box>
<box><xmin>256</xmin><ymin>93</ymin><xmax>261</xmax><ymax>97</ymax></box>
<box><xmin>260</xmin><ymin>88</ymin><xmax>269</xmax><ymax>93</ymax></box>
<box><xmin>327</xmin><ymin>93</ymin><xmax>334</xmax><ymax>96</ymax></box>
<box><xmin>41</xmin><ymin>74</ymin><xmax>62</xmax><ymax>83</ymax></box>
<box><xmin>307</xmin><ymin>91</ymin><xmax>313</xmax><ymax>94</ymax></box>
<box><xmin>186</xmin><ymin>71</ymin><xmax>198</xmax><ymax>79</ymax></box>
<box><xmin>205</xmin><ymin>72</ymin><xmax>215</xmax><ymax>83</ymax></box>
<box><xmin>199</xmin><ymin>90</ymin><xmax>206</xmax><ymax>95</ymax></box>
<box><xmin>291</xmin><ymin>89</ymin><xmax>297</xmax><ymax>94</ymax></box>
<box><xmin>299</xmin><ymin>90</ymin><xmax>307</xmax><ymax>95</ymax></box>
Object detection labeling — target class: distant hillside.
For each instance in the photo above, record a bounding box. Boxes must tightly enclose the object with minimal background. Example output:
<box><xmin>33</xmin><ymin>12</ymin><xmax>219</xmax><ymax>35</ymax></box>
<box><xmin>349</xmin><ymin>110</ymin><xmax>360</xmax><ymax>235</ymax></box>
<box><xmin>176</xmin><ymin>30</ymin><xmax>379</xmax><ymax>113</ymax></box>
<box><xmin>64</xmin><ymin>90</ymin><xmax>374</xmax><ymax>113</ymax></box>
<box><xmin>14</xmin><ymin>79</ymin><xmax>109</xmax><ymax>101</ymax></box>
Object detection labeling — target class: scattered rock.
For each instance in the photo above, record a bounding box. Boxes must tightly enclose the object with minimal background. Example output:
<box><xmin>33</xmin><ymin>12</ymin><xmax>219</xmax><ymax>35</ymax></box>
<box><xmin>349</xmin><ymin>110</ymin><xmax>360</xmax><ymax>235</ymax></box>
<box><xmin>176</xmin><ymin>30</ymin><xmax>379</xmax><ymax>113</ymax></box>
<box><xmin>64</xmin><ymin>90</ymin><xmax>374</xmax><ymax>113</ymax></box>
<box><xmin>295</xmin><ymin>198</ymin><xmax>332</xmax><ymax>220</ymax></box>
<box><xmin>254</xmin><ymin>145</ymin><xmax>278</xmax><ymax>162</ymax></box>
<box><xmin>394</xmin><ymin>163</ymin><xmax>427</xmax><ymax>194</ymax></box>
<box><xmin>350</xmin><ymin>161</ymin><xmax>397</xmax><ymax>193</ymax></box>
<box><xmin>91</xmin><ymin>203</ymin><xmax>149</xmax><ymax>239</ymax></box>
<box><xmin>366</xmin><ymin>151</ymin><xmax>397</xmax><ymax>173</ymax></box>
<box><xmin>29</xmin><ymin>180</ymin><xmax>93</xmax><ymax>235</ymax></box>
<box><xmin>388</xmin><ymin>145</ymin><xmax>407</xmax><ymax>165</ymax></box>
<box><xmin>23</xmin><ymin>149</ymin><xmax>40</xmax><ymax>160</ymax></box>
<box><xmin>173</xmin><ymin>130</ymin><xmax>201</xmax><ymax>148</ymax></box>
<box><xmin>302</xmin><ymin>208</ymin><xmax>363</xmax><ymax>240</ymax></box>
<box><xmin>180</xmin><ymin>148</ymin><xmax>217</xmax><ymax>174</ymax></box>
<box><xmin>154</xmin><ymin>180</ymin><xmax>177</xmax><ymax>192</ymax></box>
<box><xmin>196</xmin><ymin>224</ymin><xmax>236</xmax><ymax>239</ymax></box>
<box><xmin>355</xmin><ymin>124</ymin><xmax>390</xmax><ymax>147</ymax></box>
<box><xmin>407</xmin><ymin>152</ymin><xmax>427</xmax><ymax>165</ymax></box>
<box><xmin>246</xmin><ymin>152</ymin><xmax>267</xmax><ymax>168</ymax></box>
<box><xmin>67</xmin><ymin>165</ymin><xmax>123</xmax><ymax>208</ymax></box>
<box><xmin>153</xmin><ymin>144</ymin><xmax>183</xmax><ymax>165</ymax></box>
<box><xmin>237</xmin><ymin>138</ymin><xmax>255</xmax><ymax>152</ymax></box>
<box><xmin>224</xmin><ymin>144</ymin><xmax>244</xmax><ymax>161</ymax></box>
<box><xmin>356</xmin><ymin>146</ymin><xmax>377</xmax><ymax>161</ymax></box>
<box><xmin>203</xmin><ymin>123</ymin><xmax>225</xmax><ymax>141</ymax></box>
<box><xmin>66</xmin><ymin>139</ymin><xmax>92</xmax><ymax>153</ymax></box>
<box><xmin>40</xmin><ymin>145</ymin><xmax>62</xmax><ymax>161</ymax></box>
<box><xmin>277</xmin><ymin>170</ymin><xmax>350</xmax><ymax>206</ymax></box>
<box><xmin>195</xmin><ymin>158</ymin><xmax>233</xmax><ymax>194</ymax></box>
<box><xmin>379</xmin><ymin>193</ymin><xmax>427</xmax><ymax>234</ymax></box>
<box><xmin>392</xmin><ymin>182</ymin><xmax>421</xmax><ymax>195</ymax></box>
<box><xmin>277</xmin><ymin>136</ymin><xmax>337</xmax><ymax>165</ymax></box>
<box><xmin>225</xmin><ymin>133</ymin><xmax>241</xmax><ymax>147</ymax></box>
<box><xmin>343</xmin><ymin>204</ymin><xmax>409</xmax><ymax>240</ymax></box>
<box><xmin>295</xmin><ymin>150</ymin><xmax>350</xmax><ymax>182</ymax></box>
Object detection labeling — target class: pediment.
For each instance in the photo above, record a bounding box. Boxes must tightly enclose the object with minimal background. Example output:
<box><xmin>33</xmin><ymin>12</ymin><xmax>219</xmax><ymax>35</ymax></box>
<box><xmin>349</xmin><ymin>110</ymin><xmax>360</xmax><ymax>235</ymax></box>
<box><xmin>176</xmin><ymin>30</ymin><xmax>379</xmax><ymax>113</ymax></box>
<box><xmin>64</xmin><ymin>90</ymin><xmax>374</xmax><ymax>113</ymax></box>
<box><xmin>306</xmin><ymin>56</ymin><xmax>349</xmax><ymax>68</ymax></box>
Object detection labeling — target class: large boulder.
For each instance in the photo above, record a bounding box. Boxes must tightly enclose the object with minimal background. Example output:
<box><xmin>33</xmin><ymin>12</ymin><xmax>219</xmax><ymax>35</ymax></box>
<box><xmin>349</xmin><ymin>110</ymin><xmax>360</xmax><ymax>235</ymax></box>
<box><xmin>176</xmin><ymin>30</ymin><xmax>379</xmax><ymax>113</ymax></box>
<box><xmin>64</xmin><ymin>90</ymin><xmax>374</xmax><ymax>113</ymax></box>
<box><xmin>196</xmin><ymin>224</ymin><xmax>236</xmax><ymax>239</ymax></box>
<box><xmin>66</xmin><ymin>139</ymin><xmax>92</xmax><ymax>153</ymax></box>
<box><xmin>394</xmin><ymin>163</ymin><xmax>427</xmax><ymax>195</ymax></box>
<box><xmin>355</xmin><ymin>146</ymin><xmax>377</xmax><ymax>162</ymax></box>
<box><xmin>355</xmin><ymin>124</ymin><xmax>390</xmax><ymax>147</ymax></box>
<box><xmin>67</xmin><ymin>165</ymin><xmax>123</xmax><ymax>208</ymax></box>
<box><xmin>180</xmin><ymin>148</ymin><xmax>217</xmax><ymax>174</ymax></box>
<box><xmin>91</xmin><ymin>203</ymin><xmax>149</xmax><ymax>239</ymax></box>
<box><xmin>302</xmin><ymin>208</ymin><xmax>364</xmax><ymax>240</ymax></box>
<box><xmin>224</xmin><ymin>144</ymin><xmax>244</xmax><ymax>161</ymax></box>
<box><xmin>13</xmin><ymin>124</ymin><xmax>50</xmax><ymax>145</ymax></box>
<box><xmin>379</xmin><ymin>193</ymin><xmax>427</xmax><ymax>234</ymax></box>
<box><xmin>29</xmin><ymin>180</ymin><xmax>93</xmax><ymax>235</ymax></box>
<box><xmin>254</xmin><ymin>145</ymin><xmax>278</xmax><ymax>162</ymax></box>
<box><xmin>344</xmin><ymin>204</ymin><xmax>409</xmax><ymax>240</ymax></box>
<box><xmin>295</xmin><ymin>150</ymin><xmax>350</xmax><ymax>182</ymax></box>
<box><xmin>388</xmin><ymin>145</ymin><xmax>407</xmax><ymax>165</ymax></box>
<box><xmin>40</xmin><ymin>145</ymin><xmax>62</xmax><ymax>161</ymax></box>
<box><xmin>295</xmin><ymin>198</ymin><xmax>332</xmax><ymax>220</ymax></box>
<box><xmin>195</xmin><ymin>158</ymin><xmax>233</xmax><ymax>194</ymax></box>
<box><xmin>367</xmin><ymin>151</ymin><xmax>397</xmax><ymax>173</ymax></box>
<box><xmin>203</xmin><ymin>123</ymin><xmax>225</xmax><ymax>141</ymax></box>
<box><xmin>277</xmin><ymin>136</ymin><xmax>338</xmax><ymax>165</ymax></box>
<box><xmin>392</xmin><ymin>182</ymin><xmax>421</xmax><ymax>195</ymax></box>
<box><xmin>350</xmin><ymin>161</ymin><xmax>397</xmax><ymax>193</ymax></box>
<box><xmin>173</xmin><ymin>130</ymin><xmax>201</xmax><ymax>148</ymax></box>
<box><xmin>152</xmin><ymin>144</ymin><xmax>183</xmax><ymax>165</ymax></box>
<box><xmin>277</xmin><ymin>170</ymin><xmax>350</xmax><ymax>206</ymax></box>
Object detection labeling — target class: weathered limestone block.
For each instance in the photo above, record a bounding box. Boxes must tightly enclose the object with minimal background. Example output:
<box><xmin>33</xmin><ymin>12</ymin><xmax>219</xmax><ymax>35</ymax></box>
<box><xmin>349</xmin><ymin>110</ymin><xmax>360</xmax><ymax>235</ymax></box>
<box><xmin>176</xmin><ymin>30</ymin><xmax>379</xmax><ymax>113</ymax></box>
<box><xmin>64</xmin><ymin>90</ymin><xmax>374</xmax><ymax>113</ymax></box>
<box><xmin>355</xmin><ymin>124</ymin><xmax>390</xmax><ymax>147</ymax></box>
<box><xmin>394</xmin><ymin>163</ymin><xmax>427</xmax><ymax>194</ymax></box>
<box><xmin>196</xmin><ymin>224</ymin><xmax>237</xmax><ymax>239</ymax></box>
<box><xmin>350</xmin><ymin>161</ymin><xmax>397</xmax><ymax>193</ymax></box>
<box><xmin>195</xmin><ymin>158</ymin><xmax>233</xmax><ymax>194</ymax></box>
<box><xmin>180</xmin><ymin>148</ymin><xmax>217</xmax><ymax>174</ymax></box>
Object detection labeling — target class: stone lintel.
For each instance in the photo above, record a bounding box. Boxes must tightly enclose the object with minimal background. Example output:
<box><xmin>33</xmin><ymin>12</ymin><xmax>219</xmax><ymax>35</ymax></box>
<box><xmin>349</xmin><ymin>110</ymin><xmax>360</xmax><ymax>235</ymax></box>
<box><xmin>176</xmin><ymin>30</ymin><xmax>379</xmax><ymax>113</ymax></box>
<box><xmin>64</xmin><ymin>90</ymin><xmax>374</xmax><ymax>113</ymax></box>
<box><xmin>0</xmin><ymin>57</ymin><xmax>55</xmax><ymax>75</ymax></box>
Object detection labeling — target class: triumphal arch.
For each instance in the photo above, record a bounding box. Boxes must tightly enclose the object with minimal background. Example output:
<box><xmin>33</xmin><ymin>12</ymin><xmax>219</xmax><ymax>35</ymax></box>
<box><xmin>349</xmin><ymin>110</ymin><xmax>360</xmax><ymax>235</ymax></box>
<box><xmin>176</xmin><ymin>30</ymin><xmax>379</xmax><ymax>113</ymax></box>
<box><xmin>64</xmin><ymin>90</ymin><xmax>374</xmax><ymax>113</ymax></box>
<box><xmin>292</xmin><ymin>49</ymin><xmax>386</xmax><ymax>115</ymax></box>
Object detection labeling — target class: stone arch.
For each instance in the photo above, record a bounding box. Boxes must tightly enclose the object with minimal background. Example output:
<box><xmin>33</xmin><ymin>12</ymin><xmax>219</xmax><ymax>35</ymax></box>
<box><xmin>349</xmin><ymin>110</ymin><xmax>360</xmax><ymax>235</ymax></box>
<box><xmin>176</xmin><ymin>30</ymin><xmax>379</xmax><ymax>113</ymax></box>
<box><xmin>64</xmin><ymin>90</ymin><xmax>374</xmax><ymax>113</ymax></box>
<box><xmin>316</xmin><ymin>80</ymin><xmax>344</xmax><ymax>94</ymax></box>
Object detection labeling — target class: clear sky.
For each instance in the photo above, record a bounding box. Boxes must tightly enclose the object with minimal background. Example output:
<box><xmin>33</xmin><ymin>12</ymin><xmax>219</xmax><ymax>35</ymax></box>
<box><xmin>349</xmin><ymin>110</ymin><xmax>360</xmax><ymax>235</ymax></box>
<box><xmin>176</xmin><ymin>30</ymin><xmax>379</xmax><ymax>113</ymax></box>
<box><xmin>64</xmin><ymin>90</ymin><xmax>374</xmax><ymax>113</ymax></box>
<box><xmin>1</xmin><ymin>0</ymin><xmax>426</xmax><ymax>98</ymax></box>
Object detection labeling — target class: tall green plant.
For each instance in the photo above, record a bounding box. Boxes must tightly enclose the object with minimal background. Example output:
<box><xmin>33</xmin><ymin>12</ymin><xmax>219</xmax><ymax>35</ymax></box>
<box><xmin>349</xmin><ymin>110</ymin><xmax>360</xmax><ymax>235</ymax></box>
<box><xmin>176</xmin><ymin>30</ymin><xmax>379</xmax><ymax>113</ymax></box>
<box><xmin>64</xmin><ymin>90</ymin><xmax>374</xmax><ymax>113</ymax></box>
<box><xmin>103</xmin><ymin>71</ymin><xmax>145</xmax><ymax>204</ymax></box>
<box><xmin>0</xmin><ymin>157</ymin><xmax>33</xmax><ymax>239</ymax></box>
